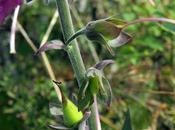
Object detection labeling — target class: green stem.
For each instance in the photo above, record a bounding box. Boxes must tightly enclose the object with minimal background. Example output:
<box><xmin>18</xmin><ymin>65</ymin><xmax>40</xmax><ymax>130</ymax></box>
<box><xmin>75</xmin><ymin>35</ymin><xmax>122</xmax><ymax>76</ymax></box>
<box><xmin>55</xmin><ymin>0</ymin><xmax>86</xmax><ymax>86</ymax></box>
<box><xmin>55</xmin><ymin>0</ymin><xmax>101</xmax><ymax>130</ymax></box>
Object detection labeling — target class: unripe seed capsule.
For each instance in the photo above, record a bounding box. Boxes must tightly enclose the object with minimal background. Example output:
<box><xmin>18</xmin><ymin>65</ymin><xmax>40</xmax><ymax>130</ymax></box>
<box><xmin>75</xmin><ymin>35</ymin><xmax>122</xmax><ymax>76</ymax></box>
<box><xmin>63</xmin><ymin>98</ymin><xmax>83</xmax><ymax>127</ymax></box>
<box><xmin>89</xmin><ymin>76</ymin><xmax>100</xmax><ymax>95</ymax></box>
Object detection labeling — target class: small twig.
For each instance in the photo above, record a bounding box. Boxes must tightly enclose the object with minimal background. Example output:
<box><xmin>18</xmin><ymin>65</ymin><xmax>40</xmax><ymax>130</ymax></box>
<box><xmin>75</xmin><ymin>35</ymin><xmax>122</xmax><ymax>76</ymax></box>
<box><xmin>10</xmin><ymin>5</ymin><xmax>20</xmax><ymax>54</ymax></box>
<box><xmin>40</xmin><ymin>10</ymin><xmax>58</xmax><ymax>46</ymax></box>
<box><xmin>17</xmin><ymin>22</ymin><xmax>37</xmax><ymax>52</ymax></box>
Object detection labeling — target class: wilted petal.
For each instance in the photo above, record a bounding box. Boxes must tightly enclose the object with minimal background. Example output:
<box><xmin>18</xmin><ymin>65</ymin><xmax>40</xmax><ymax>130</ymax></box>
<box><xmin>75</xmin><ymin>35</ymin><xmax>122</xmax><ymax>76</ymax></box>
<box><xmin>94</xmin><ymin>59</ymin><xmax>115</xmax><ymax>70</ymax></box>
<box><xmin>36</xmin><ymin>40</ymin><xmax>65</xmax><ymax>55</ymax></box>
<box><xmin>0</xmin><ymin>0</ymin><xmax>23</xmax><ymax>24</ymax></box>
<box><xmin>108</xmin><ymin>31</ymin><xmax>132</xmax><ymax>48</ymax></box>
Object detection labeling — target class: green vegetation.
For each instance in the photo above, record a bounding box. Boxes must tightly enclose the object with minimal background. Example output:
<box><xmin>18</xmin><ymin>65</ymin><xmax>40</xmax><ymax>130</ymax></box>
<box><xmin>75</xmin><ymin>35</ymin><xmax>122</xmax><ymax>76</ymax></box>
<box><xmin>0</xmin><ymin>0</ymin><xmax>175</xmax><ymax>130</ymax></box>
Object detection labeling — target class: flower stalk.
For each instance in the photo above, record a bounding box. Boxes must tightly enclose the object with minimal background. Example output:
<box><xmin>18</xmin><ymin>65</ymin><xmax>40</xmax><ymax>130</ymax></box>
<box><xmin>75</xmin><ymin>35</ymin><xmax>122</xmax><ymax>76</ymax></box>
<box><xmin>55</xmin><ymin>0</ymin><xmax>101</xmax><ymax>129</ymax></box>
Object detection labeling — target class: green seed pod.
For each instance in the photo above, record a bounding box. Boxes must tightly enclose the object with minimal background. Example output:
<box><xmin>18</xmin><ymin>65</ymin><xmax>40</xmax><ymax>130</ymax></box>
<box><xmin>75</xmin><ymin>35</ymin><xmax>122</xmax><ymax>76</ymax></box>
<box><xmin>63</xmin><ymin>98</ymin><xmax>83</xmax><ymax>127</ymax></box>
<box><xmin>53</xmin><ymin>81</ymin><xmax>83</xmax><ymax>127</ymax></box>
<box><xmin>88</xmin><ymin>76</ymin><xmax>100</xmax><ymax>95</ymax></box>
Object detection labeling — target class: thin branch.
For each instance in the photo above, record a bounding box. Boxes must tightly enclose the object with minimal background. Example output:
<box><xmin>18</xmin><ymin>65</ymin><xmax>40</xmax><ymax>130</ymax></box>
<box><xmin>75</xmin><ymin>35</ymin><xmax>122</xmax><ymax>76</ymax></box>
<box><xmin>17</xmin><ymin>22</ymin><xmax>37</xmax><ymax>52</ymax></box>
<box><xmin>40</xmin><ymin>10</ymin><xmax>58</xmax><ymax>46</ymax></box>
<box><xmin>17</xmin><ymin>10</ymin><xmax>62</xmax><ymax>101</ymax></box>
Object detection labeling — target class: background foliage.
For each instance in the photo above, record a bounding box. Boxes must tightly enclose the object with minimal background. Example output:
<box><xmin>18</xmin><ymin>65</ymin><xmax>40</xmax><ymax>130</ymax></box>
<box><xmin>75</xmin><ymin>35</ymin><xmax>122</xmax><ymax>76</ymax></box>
<box><xmin>0</xmin><ymin>0</ymin><xmax>175</xmax><ymax>130</ymax></box>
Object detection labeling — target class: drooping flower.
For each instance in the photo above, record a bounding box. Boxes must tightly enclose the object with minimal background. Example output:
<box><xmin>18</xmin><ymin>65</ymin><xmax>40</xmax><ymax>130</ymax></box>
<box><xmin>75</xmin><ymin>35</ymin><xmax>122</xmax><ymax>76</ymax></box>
<box><xmin>0</xmin><ymin>0</ymin><xmax>23</xmax><ymax>24</ymax></box>
<box><xmin>65</xmin><ymin>17</ymin><xmax>175</xmax><ymax>56</ymax></box>
<box><xmin>78</xmin><ymin>60</ymin><xmax>114</xmax><ymax>111</ymax></box>
<box><xmin>65</xmin><ymin>17</ymin><xmax>132</xmax><ymax>55</ymax></box>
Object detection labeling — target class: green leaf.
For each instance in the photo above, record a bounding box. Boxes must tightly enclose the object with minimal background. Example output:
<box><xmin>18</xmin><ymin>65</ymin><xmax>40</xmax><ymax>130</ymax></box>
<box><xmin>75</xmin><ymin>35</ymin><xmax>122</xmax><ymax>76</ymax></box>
<box><xmin>122</xmin><ymin>109</ymin><xmax>133</xmax><ymax>130</ymax></box>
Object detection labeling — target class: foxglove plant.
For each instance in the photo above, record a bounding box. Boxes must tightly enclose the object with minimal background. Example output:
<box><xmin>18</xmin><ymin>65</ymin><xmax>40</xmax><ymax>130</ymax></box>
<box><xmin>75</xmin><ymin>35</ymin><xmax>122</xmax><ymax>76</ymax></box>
<box><xmin>2</xmin><ymin>0</ymin><xmax>175</xmax><ymax>129</ymax></box>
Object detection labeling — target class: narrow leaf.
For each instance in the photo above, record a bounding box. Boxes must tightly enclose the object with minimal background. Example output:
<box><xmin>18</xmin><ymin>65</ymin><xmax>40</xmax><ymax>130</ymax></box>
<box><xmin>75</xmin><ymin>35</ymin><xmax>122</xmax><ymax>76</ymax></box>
<box><xmin>122</xmin><ymin>109</ymin><xmax>132</xmax><ymax>130</ymax></box>
<box><xmin>108</xmin><ymin>31</ymin><xmax>132</xmax><ymax>48</ymax></box>
<box><xmin>94</xmin><ymin>59</ymin><xmax>115</xmax><ymax>70</ymax></box>
<box><xmin>35</xmin><ymin>40</ymin><xmax>65</xmax><ymax>55</ymax></box>
<box><xmin>48</xmin><ymin>124</ymin><xmax>70</xmax><ymax>130</ymax></box>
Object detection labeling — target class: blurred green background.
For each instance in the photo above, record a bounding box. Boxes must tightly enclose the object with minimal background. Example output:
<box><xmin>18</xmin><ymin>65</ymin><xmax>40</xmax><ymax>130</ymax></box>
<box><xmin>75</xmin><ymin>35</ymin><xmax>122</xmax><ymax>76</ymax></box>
<box><xmin>0</xmin><ymin>0</ymin><xmax>175</xmax><ymax>130</ymax></box>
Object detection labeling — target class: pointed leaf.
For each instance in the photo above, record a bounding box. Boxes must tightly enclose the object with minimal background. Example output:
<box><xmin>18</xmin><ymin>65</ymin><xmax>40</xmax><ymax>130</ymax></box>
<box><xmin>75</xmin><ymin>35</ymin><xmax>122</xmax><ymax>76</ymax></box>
<box><xmin>48</xmin><ymin>124</ymin><xmax>70</xmax><ymax>130</ymax></box>
<box><xmin>108</xmin><ymin>31</ymin><xmax>132</xmax><ymax>48</ymax></box>
<box><xmin>94</xmin><ymin>59</ymin><xmax>115</xmax><ymax>70</ymax></box>
<box><xmin>35</xmin><ymin>40</ymin><xmax>65</xmax><ymax>55</ymax></box>
<box><xmin>122</xmin><ymin>109</ymin><xmax>133</xmax><ymax>130</ymax></box>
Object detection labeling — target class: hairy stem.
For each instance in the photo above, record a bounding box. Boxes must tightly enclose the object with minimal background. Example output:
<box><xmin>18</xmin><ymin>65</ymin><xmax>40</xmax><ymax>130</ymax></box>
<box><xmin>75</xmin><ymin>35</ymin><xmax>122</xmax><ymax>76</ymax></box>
<box><xmin>55</xmin><ymin>0</ymin><xmax>86</xmax><ymax>86</ymax></box>
<box><xmin>55</xmin><ymin>0</ymin><xmax>101</xmax><ymax>129</ymax></box>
